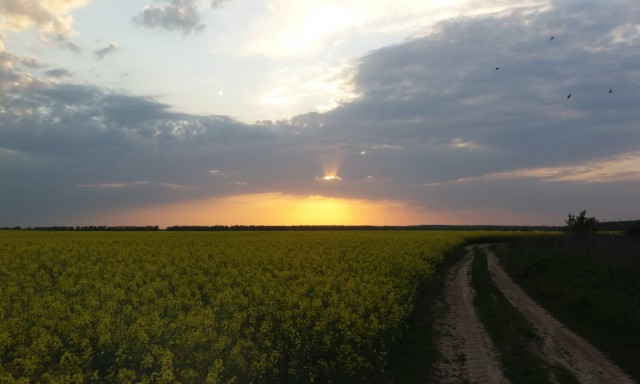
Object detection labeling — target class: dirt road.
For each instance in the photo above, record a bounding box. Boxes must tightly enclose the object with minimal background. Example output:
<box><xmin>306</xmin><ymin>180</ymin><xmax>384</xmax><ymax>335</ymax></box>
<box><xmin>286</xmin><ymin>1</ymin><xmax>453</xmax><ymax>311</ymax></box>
<box><xmin>485</xmin><ymin>246</ymin><xmax>635</xmax><ymax>384</ymax></box>
<box><xmin>436</xmin><ymin>246</ymin><xmax>510</xmax><ymax>383</ymax></box>
<box><xmin>435</xmin><ymin>245</ymin><xmax>635</xmax><ymax>384</ymax></box>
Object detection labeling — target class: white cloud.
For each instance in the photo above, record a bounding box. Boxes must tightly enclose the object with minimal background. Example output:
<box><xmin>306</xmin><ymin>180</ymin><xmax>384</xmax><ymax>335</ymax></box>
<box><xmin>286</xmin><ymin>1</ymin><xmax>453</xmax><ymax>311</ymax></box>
<box><xmin>450</xmin><ymin>138</ymin><xmax>479</xmax><ymax>149</ymax></box>
<box><xmin>243</xmin><ymin>1</ymin><xmax>361</xmax><ymax>58</ymax></box>
<box><xmin>0</xmin><ymin>0</ymin><xmax>87</xmax><ymax>40</ymax></box>
<box><xmin>453</xmin><ymin>152</ymin><xmax>640</xmax><ymax>184</ymax></box>
<box><xmin>610</xmin><ymin>23</ymin><xmax>640</xmax><ymax>45</ymax></box>
<box><xmin>231</xmin><ymin>0</ymin><xmax>549</xmax><ymax>121</ymax></box>
<box><xmin>133</xmin><ymin>0</ymin><xmax>206</xmax><ymax>35</ymax></box>
<box><xmin>256</xmin><ymin>58</ymin><xmax>360</xmax><ymax>118</ymax></box>
<box><xmin>240</xmin><ymin>0</ymin><xmax>547</xmax><ymax>59</ymax></box>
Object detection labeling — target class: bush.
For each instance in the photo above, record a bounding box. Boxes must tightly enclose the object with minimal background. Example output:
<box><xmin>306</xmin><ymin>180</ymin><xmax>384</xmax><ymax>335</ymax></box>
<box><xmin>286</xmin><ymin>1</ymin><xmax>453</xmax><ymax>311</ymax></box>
<box><xmin>565</xmin><ymin>210</ymin><xmax>599</xmax><ymax>234</ymax></box>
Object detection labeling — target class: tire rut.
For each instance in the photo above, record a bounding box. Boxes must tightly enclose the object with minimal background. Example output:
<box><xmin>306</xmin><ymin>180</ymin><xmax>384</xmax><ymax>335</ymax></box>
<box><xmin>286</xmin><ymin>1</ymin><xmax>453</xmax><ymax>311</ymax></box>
<box><xmin>483</xmin><ymin>246</ymin><xmax>635</xmax><ymax>384</ymax></box>
<box><xmin>436</xmin><ymin>246</ymin><xmax>510</xmax><ymax>383</ymax></box>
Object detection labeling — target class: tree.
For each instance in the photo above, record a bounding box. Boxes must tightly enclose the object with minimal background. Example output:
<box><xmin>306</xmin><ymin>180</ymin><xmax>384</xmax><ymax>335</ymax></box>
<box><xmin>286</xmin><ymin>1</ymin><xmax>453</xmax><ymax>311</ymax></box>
<box><xmin>565</xmin><ymin>210</ymin><xmax>599</xmax><ymax>234</ymax></box>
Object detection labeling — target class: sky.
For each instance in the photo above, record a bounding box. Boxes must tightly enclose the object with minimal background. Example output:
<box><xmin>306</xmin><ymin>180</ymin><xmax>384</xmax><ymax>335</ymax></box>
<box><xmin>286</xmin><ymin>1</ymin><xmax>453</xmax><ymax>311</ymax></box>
<box><xmin>1</xmin><ymin>0</ymin><xmax>639</xmax><ymax>227</ymax></box>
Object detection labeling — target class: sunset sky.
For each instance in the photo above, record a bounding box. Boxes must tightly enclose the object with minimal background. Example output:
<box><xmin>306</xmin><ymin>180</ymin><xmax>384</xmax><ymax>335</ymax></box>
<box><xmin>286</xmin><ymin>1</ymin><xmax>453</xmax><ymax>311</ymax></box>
<box><xmin>1</xmin><ymin>0</ymin><xmax>639</xmax><ymax>227</ymax></box>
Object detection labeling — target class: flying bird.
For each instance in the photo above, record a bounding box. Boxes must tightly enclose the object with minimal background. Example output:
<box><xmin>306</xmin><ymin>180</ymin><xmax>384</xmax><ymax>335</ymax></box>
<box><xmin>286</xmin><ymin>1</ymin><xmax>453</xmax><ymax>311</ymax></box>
<box><xmin>609</xmin><ymin>89</ymin><xmax>612</xmax><ymax>93</ymax></box>
<box><xmin>550</xmin><ymin>36</ymin><xmax>554</xmax><ymax>40</ymax></box>
<box><xmin>567</xmin><ymin>93</ymin><xmax>572</xmax><ymax>99</ymax></box>
<box><xmin>495</xmin><ymin>67</ymin><xmax>499</xmax><ymax>70</ymax></box>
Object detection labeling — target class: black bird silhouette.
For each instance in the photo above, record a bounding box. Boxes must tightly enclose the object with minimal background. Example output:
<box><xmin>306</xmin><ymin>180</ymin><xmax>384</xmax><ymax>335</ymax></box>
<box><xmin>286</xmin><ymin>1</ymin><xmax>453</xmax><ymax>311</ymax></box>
<box><xmin>495</xmin><ymin>67</ymin><xmax>499</xmax><ymax>70</ymax></box>
<box><xmin>609</xmin><ymin>89</ymin><xmax>612</xmax><ymax>93</ymax></box>
<box><xmin>567</xmin><ymin>93</ymin><xmax>572</xmax><ymax>99</ymax></box>
<box><xmin>550</xmin><ymin>36</ymin><xmax>554</xmax><ymax>40</ymax></box>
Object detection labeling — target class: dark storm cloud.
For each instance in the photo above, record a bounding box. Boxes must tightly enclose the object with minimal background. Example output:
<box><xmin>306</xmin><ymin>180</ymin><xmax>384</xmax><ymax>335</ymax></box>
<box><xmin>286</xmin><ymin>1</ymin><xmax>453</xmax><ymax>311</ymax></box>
<box><xmin>133</xmin><ymin>0</ymin><xmax>206</xmax><ymax>35</ymax></box>
<box><xmin>0</xmin><ymin>58</ymin><xmax>286</xmax><ymax>223</ymax></box>
<box><xmin>1</xmin><ymin>0</ymin><xmax>639</xmax><ymax>226</ymax></box>
<box><xmin>278</xmin><ymin>0</ymin><xmax>640</xmax><ymax>221</ymax></box>
<box><xmin>95</xmin><ymin>43</ymin><xmax>119</xmax><ymax>59</ymax></box>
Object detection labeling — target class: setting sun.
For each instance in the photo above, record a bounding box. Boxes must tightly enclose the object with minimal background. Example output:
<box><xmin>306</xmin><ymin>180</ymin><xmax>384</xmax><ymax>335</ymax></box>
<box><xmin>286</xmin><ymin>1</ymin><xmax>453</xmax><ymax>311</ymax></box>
<box><xmin>89</xmin><ymin>193</ymin><xmax>439</xmax><ymax>228</ymax></box>
<box><xmin>318</xmin><ymin>175</ymin><xmax>342</xmax><ymax>181</ymax></box>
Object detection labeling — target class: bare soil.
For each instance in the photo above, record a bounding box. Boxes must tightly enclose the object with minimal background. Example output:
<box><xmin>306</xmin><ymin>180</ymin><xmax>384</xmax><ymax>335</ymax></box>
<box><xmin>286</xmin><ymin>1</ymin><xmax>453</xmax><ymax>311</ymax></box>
<box><xmin>484</xmin><ymin>246</ymin><xmax>635</xmax><ymax>384</ymax></box>
<box><xmin>435</xmin><ymin>244</ymin><xmax>635</xmax><ymax>384</ymax></box>
<box><xmin>435</xmin><ymin>246</ymin><xmax>510</xmax><ymax>383</ymax></box>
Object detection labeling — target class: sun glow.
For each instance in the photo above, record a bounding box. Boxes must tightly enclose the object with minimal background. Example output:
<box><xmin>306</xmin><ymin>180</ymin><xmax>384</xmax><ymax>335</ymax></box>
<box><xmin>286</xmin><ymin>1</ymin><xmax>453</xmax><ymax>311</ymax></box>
<box><xmin>91</xmin><ymin>193</ymin><xmax>434</xmax><ymax>227</ymax></box>
<box><xmin>318</xmin><ymin>175</ymin><xmax>341</xmax><ymax>181</ymax></box>
<box><xmin>290</xmin><ymin>195</ymin><xmax>349</xmax><ymax>224</ymax></box>
<box><xmin>319</xmin><ymin>152</ymin><xmax>343</xmax><ymax>182</ymax></box>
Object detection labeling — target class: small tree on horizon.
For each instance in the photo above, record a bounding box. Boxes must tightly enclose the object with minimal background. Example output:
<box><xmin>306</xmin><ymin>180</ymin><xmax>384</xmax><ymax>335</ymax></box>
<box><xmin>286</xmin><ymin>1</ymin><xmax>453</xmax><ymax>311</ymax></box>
<box><xmin>565</xmin><ymin>210</ymin><xmax>599</xmax><ymax>234</ymax></box>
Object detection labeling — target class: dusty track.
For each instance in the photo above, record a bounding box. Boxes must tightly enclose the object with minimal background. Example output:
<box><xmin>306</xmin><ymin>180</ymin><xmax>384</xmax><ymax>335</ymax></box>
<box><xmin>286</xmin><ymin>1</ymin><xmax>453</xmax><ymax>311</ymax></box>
<box><xmin>484</xmin><ymin>246</ymin><xmax>635</xmax><ymax>384</ymax></box>
<box><xmin>436</xmin><ymin>246</ymin><xmax>510</xmax><ymax>383</ymax></box>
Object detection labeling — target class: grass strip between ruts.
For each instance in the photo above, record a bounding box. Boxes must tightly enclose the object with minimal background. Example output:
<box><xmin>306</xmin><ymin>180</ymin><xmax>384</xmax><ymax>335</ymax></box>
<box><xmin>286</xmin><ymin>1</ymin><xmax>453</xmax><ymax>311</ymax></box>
<box><xmin>471</xmin><ymin>247</ymin><xmax>578</xmax><ymax>384</ymax></box>
<box><xmin>493</xmin><ymin>236</ymin><xmax>640</xmax><ymax>382</ymax></box>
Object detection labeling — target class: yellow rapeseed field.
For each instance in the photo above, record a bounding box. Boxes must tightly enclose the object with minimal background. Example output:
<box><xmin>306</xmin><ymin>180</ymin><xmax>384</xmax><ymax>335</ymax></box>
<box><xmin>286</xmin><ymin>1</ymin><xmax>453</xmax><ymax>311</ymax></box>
<box><xmin>0</xmin><ymin>230</ymin><xmax>506</xmax><ymax>383</ymax></box>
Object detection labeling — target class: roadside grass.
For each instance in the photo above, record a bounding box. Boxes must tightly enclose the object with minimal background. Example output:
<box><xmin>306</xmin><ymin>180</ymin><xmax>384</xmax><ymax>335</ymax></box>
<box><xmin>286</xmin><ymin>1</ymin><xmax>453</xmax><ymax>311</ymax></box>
<box><xmin>471</xmin><ymin>248</ymin><xmax>579</xmax><ymax>384</ymax></box>
<box><xmin>386</xmin><ymin>246</ymin><xmax>468</xmax><ymax>383</ymax></box>
<box><xmin>494</xmin><ymin>236</ymin><xmax>640</xmax><ymax>381</ymax></box>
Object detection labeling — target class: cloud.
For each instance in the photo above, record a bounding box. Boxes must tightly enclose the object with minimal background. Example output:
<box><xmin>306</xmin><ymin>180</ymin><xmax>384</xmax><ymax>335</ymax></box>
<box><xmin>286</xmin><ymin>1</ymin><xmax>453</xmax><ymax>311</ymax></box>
<box><xmin>2</xmin><ymin>0</ymin><xmax>640</xmax><ymax>226</ymax></box>
<box><xmin>276</xmin><ymin>1</ymin><xmax>640</xmax><ymax>218</ymax></box>
<box><xmin>0</xmin><ymin>51</ymin><xmax>43</xmax><ymax>95</ymax></box>
<box><xmin>453</xmin><ymin>152</ymin><xmax>640</xmax><ymax>184</ymax></box>
<box><xmin>0</xmin><ymin>68</ymin><xmax>285</xmax><ymax>225</ymax></box>
<box><xmin>0</xmin><ymin>50</ymin><xmax>43</xmax><ymax>70</ymax></box>
<box><xmin>95</xmin><ymin>43</ymin><xmax>119</xmax><ymax>59</ymax></box>
<box><xmin>42</xmin><ymin>32</ymin><xmax>83</xmax><ymax>52</ymax></box>
<box><xmin>240</xmin><ymin>0</ymin><xmax>545</xmax><ymax>59</ymax></box>
<box><xmin>256</xmin><ymin>59</ymin><xmax>360</xmax><ymax>120</ymax></box>
<box><xmin>133</xmin><ymin>0</ymin><xmax>206</xmax><ymax>35</ymax></box>
<box><xmin>0</xmin><ymin>0</ymin><xmax>86</xmax><ymax>46</ymax></box>
<box><xmin>211</xmin><ymin>0</ymin><xmax>233</xmax><ymax>9</ymax></box>
<box><xmin>78</xmin><ymin>181</ymin><xmax>199</xmax><ymax>191</ymax></box>
<box><xmin>44</xmin><ymin>68</ymin><xmax>73</xmax><ymax>78</ymax></box>
<box><xmin>63</xmin><ymin>41</ymin><xmax>82</xmax><ymax>52</ymax></box>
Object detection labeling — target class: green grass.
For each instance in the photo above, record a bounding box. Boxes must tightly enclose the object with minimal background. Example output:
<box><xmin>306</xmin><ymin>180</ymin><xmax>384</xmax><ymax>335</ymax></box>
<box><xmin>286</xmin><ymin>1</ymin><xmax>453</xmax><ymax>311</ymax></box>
<box><xmin>494</xmin><ymin>236</ymin><xmax>640</xmax><ymax>381</ymax></box>
<box><xmin>471</xmin><ymin>248</ymin><xmax>578</xmax><ymax>384</ymax></box>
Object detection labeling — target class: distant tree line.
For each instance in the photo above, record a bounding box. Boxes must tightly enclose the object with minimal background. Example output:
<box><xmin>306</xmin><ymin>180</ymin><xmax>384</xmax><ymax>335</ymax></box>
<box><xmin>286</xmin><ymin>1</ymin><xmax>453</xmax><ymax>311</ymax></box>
<box><xmin>0</xmin><ymin>224</ymin><xmax>566</xmax><ymax>232</ymax></box>
<box><xmin>564</xmin><ymin>211</ymin><xmax>640</xmax><ymax>239</ymax></box>
<box><xmin>597</xmin><ymin>220</ymin><xmax>640</xmax><ymax>236</ymax></box>
<box><xmin>164</xmin><ymin>224</ymin><xmax>561</xmax><ymax>231</ymax></box>
<box><xmin>0</xmin><ymin>226</ymin><xmax>160</xmax><ymax>231</ymax></box>
<box><xmin>5</xmin><ymin>222</ymin><xmax>639</xmax><ymax>233</ymax></box>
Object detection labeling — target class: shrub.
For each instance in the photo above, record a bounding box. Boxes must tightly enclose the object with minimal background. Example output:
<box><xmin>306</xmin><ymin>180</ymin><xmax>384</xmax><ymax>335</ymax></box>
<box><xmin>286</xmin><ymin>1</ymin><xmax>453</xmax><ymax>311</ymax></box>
<box><xmin>565</xmin><ymin>210</ymin><xmax>599</xmax><ymax>235</ymax></box>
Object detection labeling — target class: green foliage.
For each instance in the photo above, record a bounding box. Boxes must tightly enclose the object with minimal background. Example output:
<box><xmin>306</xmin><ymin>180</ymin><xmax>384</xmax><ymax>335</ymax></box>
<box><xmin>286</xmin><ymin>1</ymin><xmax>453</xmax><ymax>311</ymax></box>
<box><xmin>565</xmin><ymin>210</ymin><xmax>599</xmax><ymax>234</ymax></box>
<box><xmin>0</xmin><ymin>230</ymin><xmax>479</xmax><ymax>382</ymax></box>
